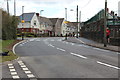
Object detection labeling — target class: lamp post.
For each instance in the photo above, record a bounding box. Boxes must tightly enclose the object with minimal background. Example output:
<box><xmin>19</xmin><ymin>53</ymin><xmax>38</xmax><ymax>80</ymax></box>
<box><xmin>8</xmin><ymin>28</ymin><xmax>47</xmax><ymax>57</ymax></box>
<box><xmin>22</xmin><ymin>6</ymin><xmax>24</xmax><ymax>40</ymax></box>
<box><xmin>14</xmin><ymin>0</ymin><xmax>16</xmax><ymax>16</ymax></box>
<box><xmin>104</xmin><ymin>0</ymin><xmax>107</xmax><ymax>47</ymax></box>
<box><xmin>40</xmin><ymin>10</ymin><xmax>44</xmax><ymax>15</ymax></box>
<box><xmin>39</xmin><ymin>10</ymin><xmax>44</xmax><ymax>36</ymax></box>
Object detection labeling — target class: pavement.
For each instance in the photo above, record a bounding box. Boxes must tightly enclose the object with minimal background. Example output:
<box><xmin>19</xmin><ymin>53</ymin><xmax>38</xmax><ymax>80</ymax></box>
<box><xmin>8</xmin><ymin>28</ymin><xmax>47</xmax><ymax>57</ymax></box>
<box><xmin>65</xmin><ymin>37</ymin><xmax>120</xmax><ymax>53</ymax></box>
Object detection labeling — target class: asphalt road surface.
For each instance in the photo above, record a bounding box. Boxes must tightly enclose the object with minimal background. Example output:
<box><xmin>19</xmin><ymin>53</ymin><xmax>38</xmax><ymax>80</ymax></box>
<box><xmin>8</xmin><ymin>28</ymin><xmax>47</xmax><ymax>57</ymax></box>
<box><xmin>2</xmin><ymin>37</ymin><xmax>120</xmax><ymax>79</ymax></box>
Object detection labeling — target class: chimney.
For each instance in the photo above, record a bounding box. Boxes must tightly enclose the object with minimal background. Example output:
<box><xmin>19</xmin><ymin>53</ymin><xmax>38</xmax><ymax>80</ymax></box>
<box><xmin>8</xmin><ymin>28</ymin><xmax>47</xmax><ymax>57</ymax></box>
<box><xmin>36</xmin><ymin>13</ymin><xmax>39</xmax><ymax>17</ymax></box>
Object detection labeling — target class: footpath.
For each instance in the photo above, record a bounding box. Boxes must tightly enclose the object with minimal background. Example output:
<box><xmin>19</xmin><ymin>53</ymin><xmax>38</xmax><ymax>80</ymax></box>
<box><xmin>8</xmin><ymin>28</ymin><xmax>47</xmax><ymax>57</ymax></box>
<box><xmin>65</xmin><ymin>37</ymin><xmax>120</xmax><ymax>53</ymax></box>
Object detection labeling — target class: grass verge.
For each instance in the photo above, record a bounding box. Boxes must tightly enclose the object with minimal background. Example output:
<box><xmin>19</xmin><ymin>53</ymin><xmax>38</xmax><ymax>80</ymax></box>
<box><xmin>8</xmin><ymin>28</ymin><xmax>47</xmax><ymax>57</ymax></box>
<box><xmin>0</xmin><ymin>40</ymin><xmax>20</xmax><ymax>63</ymax></box>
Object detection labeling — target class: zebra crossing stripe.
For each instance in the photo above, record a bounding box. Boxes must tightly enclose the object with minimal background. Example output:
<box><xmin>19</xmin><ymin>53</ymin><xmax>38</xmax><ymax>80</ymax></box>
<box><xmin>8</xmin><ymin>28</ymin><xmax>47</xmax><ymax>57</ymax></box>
<box><xmin>12</xmin><ymin>75</ymin><xmax>20</xmax><ymax>79</ymax></box>
<box><xmin>27</xmin><ymin>74</ymin><xmax>35</xmax><ymax>78</ymax></box>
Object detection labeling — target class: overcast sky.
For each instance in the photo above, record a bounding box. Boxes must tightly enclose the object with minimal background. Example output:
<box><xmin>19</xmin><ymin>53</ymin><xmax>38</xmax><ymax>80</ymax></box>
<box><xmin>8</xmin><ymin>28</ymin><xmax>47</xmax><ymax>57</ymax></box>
<box><xmin>1</xmin><ymin>0</ymin><xmax>120</xmax><ymax>22</ymax></box>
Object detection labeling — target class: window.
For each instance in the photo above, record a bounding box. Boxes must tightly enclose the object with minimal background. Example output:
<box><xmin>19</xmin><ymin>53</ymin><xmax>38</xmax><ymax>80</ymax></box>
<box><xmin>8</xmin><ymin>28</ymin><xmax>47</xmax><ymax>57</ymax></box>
<box><xmin>34</xmin><ymin>20</ymin><xmax>36</xmax><ymax>25</ymax></box>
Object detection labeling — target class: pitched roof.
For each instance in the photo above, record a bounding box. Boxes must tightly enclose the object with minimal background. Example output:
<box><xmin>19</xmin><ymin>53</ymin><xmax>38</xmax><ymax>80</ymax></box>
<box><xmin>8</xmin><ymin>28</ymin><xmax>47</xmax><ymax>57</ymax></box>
<box><xmin>66</xmin><ymin>22</ymin><xmax>78</xmax><ymax>28</ymax></box>
<box><xmin>49</xmin><ymin>18</ymin><xmax>58</xmax><ymax>25</ymax></box>
<box><xmin>57</xmin><ymin>18</ymin><xmax>64</xmax><ymax>26</ymax></box>
<box><xmin>38</xmin><ymin>16</ymin><xmax>52</xmax><ymax>25</ymax></box>
<box><xmin>20</xmin><ymin>12</ymin><xmax>35</xmax><ymax>21</ymax></box>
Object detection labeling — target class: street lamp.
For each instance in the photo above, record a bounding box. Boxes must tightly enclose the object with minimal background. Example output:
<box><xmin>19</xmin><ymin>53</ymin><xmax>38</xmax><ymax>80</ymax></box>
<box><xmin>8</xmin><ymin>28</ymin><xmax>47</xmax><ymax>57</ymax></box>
<box><xmin>39</xmin><ymin>10</ymin><xmax>44</xmax><ymax>36</ymax></box>
<box><xmin>104</xmin><ymin>0</ymin><xmax>107</xmax><ymax>47</ymax></box>
<box><xmin>21</xmin><ymin>6</ymin><xmax>24</xmax><ymax>40</ymax></box>
<box><xmin>40</xmin><ymin>10</ymin><xmax>44</xmax><ymax>16</ymax></box>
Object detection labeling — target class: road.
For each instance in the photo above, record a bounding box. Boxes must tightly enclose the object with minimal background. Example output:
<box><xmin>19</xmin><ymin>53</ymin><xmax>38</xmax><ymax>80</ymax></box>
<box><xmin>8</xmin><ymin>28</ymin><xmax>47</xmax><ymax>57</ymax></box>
<box><xmin>2</xmin><ymin>37</ymin><xmax>119</xmax><ymax>79</ymax></box>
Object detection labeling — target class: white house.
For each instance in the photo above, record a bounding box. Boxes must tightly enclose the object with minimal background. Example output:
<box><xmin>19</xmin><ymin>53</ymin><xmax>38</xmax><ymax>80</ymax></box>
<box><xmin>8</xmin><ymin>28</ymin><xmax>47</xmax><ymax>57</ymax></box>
<box><xmin>18</xmin><ymin>12</ymin><xmax>40</xmax><ymax>34</ymax></box>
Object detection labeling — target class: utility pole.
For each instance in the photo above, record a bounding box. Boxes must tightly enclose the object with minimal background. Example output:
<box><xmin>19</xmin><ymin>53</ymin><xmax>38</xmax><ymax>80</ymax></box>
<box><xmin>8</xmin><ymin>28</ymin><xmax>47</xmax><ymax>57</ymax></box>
<box><xmin>104</xmin><ymin>0</ymin><xmax>107</xmax><ymax>47</ymax></box>
<box><xmin>76</xmin><ymin>5</ymin><xmax>79</xmax><ymax>38</ymax></box>
<box><xmin>14</xmin><ymin>0</ymin><xmax>16</xmax><ymax>16</ymax></box>
<box><xmin>6</xmin><ymin>0</ymin><xmax>10</xmax><ymax>14</ymax></box>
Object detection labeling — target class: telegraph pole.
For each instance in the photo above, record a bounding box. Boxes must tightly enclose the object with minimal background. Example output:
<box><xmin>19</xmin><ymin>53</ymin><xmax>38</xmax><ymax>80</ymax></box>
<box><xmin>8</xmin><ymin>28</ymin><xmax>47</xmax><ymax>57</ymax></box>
<box><xmin>6</xmin><ymin>0</ymin><xmax>10</xmax><ymax>14</ymax></box>
<box><xmin>104</xmin><ymin>0</ymin><xmax>107</xmax><ymax>47</ymax></box>
<box><xmin>76</xmin><ymin>5</ymin><xmax>79</xmax><ymax>38</ymax></box>
<box><xmin>14</xmin><ymin>0</ymin><xmax>16</xmax><ymax>16</ymax></box>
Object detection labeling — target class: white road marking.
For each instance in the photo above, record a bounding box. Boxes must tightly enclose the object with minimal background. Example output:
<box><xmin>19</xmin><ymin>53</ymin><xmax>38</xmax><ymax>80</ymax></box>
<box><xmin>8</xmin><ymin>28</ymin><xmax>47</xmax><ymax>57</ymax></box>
<box><xmin>8</xmin><ymin>64</ymin><xmax>13</xmax><ymax>66</ymax></box>
<box><xmin>12</xmin><ymin>75</ymin><xmax>20</xmax><ymax>79</ymax></box>
<box><xmin>70</xmin><ymin>52</ymin><xmax>87</xmax><ymax>59</ymax></box>
<box><xmin>71</xmin><ymin>43</ymin><xmax>74</xmax><ymax>45</ymax></box>
<box><xmin>93</xmin><ymin>48</ymin><xmax>110</xmax><ymax>52</ymax></box>
<box><xmin>25</xmin><ymin>71</ymin><xmax>31</xmax><ymax>74</ymax></box>
<box><xmin>11</xmin><ymin>72</ymin><xmax>17</xmax><ymax>75</ymax></box>
<box><xmin>13</xmin><ymin>40</ymin><xmax>27</xmax><ymax>54</ymax></box>
<box><xmin>76</xmin><ymin>38</ymin><xmax>85</xmax><ymax>44</ymax></box>
<box><xmin>49</xmin><ymin>44</ymin><xmax>55</xmax><ymax>48</ymax></box>
<box><xmin>19</xmin><ymin>44</ymin><xmax>23</xmax><ymax>46</ymax></box>
<box><xmin>97</xmin><ymin>61</ymin><xmax>120</xmax><ymax>70</ymax></box>
<box><xmin>9</xmin><ymin>66</ymin><xmax>14</xmax><ymax>69</ymax></box>
<box><xmin>78</xmin><ymin>45</ymin><xmax>83</xmax><ymax>47</ymax></box>
<box><xmin>10</xmin><ymin>69</ymin><xmax>16</xmax><ymax>72</ymax></box>
<box><xmin>18</xmin><ymin>63</ymin><xmax>25</xmax><ymax>66</ymax></box>
<box><xmin>21</xmin><ymin>65</ymin><xmax>26</xmax><ymax>68</ymax></box>
<box><xmin>57</xmin><ymin>48</ymin><xmax>66</xmax><ymax>52</ymax></box>
<box><xmin>117</xmin><ymin>52</ymin><xmax>120</xmax><ymax>54</ymax></box>
<box><xmin>83</xmin><ymin>45</ymin><xmax>90</xmax><ymax>48</ymax></box>
<box><xmin>27</xmin><ymin>74</ymin><xmax>35</xmax><ymax>78</ymax></box>
<box><xmin>18</xmin><ymin>61</ymin><xmax>23</xmax><ymax>63</ymax></box>
<box><xmin>22</xmin><ymin>68</ymin><xmax>29</xmax><ymax>71</ymax></box>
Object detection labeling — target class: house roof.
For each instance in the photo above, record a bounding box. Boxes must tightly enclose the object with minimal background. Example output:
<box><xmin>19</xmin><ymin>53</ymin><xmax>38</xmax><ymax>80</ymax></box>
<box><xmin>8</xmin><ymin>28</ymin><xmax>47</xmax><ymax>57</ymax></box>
<box><xmin>49</xmin><ymin>18</ymin><xmax>58</xmax><ymax>25</ymax></box>
<box><xmin>20</xmin><ymin>12</ymin><xmax>35</xmax><ymax>21</ymax></box>
<box><xmin>66</xmin><ymin>22</ymin><xmax>78</xmax><ymax>28</ymax></box>
<box><xmin>57</xmin><ymin>18</ymin><xmax>64</xmax><ymax>26</ymax></box>
<box><xmin>38</xmin><ymin>16</ymin><xmax>53</xmax><ymax>25</ymax></box>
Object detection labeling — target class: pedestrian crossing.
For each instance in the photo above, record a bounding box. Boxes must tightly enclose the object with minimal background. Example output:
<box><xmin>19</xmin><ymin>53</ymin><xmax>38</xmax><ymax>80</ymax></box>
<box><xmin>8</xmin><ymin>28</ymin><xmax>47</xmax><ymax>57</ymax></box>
<box><xmin>2</xmin><ymin>60</ymin><xmax>36</xmax><ymax>79</ymax></box>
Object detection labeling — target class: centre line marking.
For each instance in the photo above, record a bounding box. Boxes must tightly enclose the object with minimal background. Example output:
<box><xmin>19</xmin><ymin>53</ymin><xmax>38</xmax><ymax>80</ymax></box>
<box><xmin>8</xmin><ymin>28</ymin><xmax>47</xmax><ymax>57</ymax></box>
<box><xmin>97</xmin><ymin>61</ymin><xmax>120</xmax><ymax>70</ymax></box>
<box><xmin>70</xmin><ymin>52</ymin><xmax>87</xmax><ymax>59</ymax></box>
<box><xmin>49</xmin><ymin>44</ymin><xmax>55</xmax><ymax>48</ymax></box>
<box><xmin>57</xmin><ymin>48</ymin><xmax>65</xmax><ymax>52</ymax></box>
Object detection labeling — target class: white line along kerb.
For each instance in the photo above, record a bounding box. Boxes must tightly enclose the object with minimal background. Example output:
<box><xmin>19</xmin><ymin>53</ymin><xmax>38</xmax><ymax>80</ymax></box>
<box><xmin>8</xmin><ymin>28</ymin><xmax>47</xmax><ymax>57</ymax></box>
<box><xmin>13</xmin><ymin>40</ymin><xmax>27</xmax><ymax>54</ymax></box>
<box><xmin>97</xmin><ymin>61</ymin><xmax>120</xmax><ymax>70</ymax></box>
<box><xmin>70</xmin><ymin>53</ymin><xmax>87</xmax><ymax>59</ymax></box>
<box><xmin>76</xmin><ymin>38</ymin><xmax>85</xmax><ymax>44</ymax></box>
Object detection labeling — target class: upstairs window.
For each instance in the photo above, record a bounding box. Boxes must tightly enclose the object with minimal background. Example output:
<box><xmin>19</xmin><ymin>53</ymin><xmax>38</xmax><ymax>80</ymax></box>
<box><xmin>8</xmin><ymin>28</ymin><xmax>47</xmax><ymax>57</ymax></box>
<box><xmin>34</xmin><ymin>20</ymin><xmax>36</xmax><ymax>26</ymax></box>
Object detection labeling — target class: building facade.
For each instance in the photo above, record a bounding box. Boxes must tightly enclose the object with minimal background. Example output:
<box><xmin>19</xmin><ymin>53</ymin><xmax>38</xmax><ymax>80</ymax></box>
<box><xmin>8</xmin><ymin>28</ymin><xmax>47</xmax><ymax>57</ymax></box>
<box><xmin>18</xmin><ymin>12</ymin><xmax>40</xmax><ymax>35</ymax></box>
